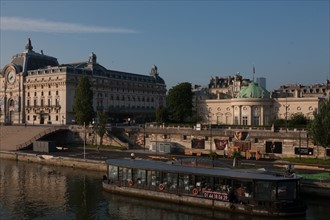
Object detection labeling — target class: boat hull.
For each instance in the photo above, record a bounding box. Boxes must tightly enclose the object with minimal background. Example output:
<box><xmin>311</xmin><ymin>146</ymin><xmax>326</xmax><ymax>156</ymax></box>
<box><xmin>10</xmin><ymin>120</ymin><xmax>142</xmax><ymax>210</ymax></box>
<box><xmin>102</xmin><ymin>181</ymin><xmax>306</xmax><ymax>217</ymax></box>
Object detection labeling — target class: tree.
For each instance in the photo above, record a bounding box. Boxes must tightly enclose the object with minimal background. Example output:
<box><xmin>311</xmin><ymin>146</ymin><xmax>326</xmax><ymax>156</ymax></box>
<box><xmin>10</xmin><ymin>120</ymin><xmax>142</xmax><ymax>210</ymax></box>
<box><xmin>155</xmin><ymin>106</ymin><xmax>169</xmax><ymax>123</ymax></box>
<box><xmin>95</xmin><ymin>111</ymin><xmax>107</xmax><ymax>149</ymax></box>
<box><xmin>309</xmin><ymin>99</ymin><xmax>330</xmax><ymax>157</ymax></box>
<box><xmin>74</xmin><ymin>76</ymin><xmax>94</xmax><ymax>125</ymax></box>
<box><xmin>167</xmin><ymin>82</ymin><xmax>193</xmax><ymax>123</ymax></box>
<box><xmin>288</xmin><ymin>113</ymin><xmax>308</xmax><ymax>127</ymax></box>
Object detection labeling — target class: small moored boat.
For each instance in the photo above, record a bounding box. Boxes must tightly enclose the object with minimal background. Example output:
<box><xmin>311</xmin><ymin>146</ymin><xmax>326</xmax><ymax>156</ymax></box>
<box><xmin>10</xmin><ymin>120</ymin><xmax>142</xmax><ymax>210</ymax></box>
<box><xmin>103</xmin><ymin>158</ymin><xmax>306</xmax><ymax>217</ymax></box>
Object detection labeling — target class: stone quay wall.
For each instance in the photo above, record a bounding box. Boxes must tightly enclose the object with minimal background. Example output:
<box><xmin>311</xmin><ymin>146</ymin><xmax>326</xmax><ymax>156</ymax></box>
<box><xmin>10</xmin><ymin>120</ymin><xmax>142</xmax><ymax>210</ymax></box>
<box><xmin>142</xmin><ymin>125</ymin><xmax>327</xmax><ymax>159</ymax></box>
<box><xmin>0</xmin><ymin>151</ymin><xmax>107</xmax><ymax>172</ymax></box>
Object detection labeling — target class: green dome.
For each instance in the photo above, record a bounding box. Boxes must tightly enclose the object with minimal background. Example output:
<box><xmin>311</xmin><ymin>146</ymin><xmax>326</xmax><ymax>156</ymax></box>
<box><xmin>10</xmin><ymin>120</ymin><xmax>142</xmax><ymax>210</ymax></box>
<box><xmin>237</xmin><ymin>81</ymin><xmax>270</xmax><ymax>99</ymax></box>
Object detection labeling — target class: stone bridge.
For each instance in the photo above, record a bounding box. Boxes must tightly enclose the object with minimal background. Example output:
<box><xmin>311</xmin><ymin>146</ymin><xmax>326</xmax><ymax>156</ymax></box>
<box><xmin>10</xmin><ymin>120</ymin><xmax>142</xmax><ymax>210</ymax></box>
<box><xmin>0</xmin><ymin>125</ymin><xmax>69</xmax><ymax>151</ymax></box>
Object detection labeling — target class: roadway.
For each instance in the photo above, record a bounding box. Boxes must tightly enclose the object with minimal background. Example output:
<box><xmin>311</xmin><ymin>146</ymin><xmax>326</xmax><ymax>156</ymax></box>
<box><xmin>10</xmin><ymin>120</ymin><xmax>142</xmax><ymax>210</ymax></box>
<box><xmin>22</xmin><ymin>146</ymin><xmax>330</xmax><ymax>174</ymax></box>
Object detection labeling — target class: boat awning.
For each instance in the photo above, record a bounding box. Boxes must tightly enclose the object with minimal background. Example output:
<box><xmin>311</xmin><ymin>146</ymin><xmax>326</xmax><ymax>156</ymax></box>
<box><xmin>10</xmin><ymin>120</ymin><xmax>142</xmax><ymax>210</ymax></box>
<box><xmin>105</xmin><ymin>158</ymin><xmax>298</xmax><ymax>182</ymax></box>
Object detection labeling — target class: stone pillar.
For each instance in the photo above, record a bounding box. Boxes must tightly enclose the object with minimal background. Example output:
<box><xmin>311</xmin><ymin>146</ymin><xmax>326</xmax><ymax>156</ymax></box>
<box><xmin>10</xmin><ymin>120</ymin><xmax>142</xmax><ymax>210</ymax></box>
<box><xmin>249</xmin><ymin>105</ymin><xmax>253</xmax><ymax>126</ymax></box>
<box><xmin>260</xmin><ymin>106</ymin><xmax>264</xmax><ymax>126</ymax></box>
<box><xmin>238</xmin><ymin>105</ymin><xmax>242</xmax><ymax>125</ymax></box>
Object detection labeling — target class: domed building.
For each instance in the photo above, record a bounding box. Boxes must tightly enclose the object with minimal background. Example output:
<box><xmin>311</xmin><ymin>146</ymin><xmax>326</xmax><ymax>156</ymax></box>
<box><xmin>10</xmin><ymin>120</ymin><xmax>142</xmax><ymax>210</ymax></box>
<box><xmin>236</xmin><ymin>81</ymin><xmax>270</xmax><ymax>99</ymax></box>
<box><xmin>195</xmin><ymin>74</ymin><xmax>323</xmax><ymax>127</ymax></box>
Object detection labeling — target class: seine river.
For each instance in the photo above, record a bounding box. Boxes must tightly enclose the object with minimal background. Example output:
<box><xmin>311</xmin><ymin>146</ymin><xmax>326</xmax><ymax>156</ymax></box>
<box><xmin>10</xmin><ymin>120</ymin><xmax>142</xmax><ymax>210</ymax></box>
<box><xmin>0</xmin><ymin>159</ymin><xmax>328</xmax><ymax>220</ymax></box>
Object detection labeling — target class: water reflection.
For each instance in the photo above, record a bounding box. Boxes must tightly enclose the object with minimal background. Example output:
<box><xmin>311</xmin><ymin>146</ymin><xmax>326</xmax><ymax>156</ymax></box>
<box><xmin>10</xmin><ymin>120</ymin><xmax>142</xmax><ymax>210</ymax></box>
<box><xmin>0</xmin><ymin>158</ymin><xmax>328</xmax><ymax>220</ymax></box>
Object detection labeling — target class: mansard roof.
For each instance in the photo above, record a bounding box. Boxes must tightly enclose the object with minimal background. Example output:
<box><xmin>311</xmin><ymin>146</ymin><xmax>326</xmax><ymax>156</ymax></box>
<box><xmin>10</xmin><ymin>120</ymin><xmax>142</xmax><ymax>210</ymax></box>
<box><xmin>5</xmin><ymin>39</ymin><xmax>166</xmax><ymax>86</ymax></box>
<box><xmin>63</xmin><ymin>56</ymin><xmax>165</xmax><ymax>85</ymax></box>
<box><xmin>10</xmin><ymin>38</ymin><xmax>59</xmax><ymax>74</ymax></box>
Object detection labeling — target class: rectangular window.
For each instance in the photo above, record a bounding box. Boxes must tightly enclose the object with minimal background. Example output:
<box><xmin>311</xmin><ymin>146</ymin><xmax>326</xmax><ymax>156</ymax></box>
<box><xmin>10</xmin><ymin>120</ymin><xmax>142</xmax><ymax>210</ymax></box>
<box><xmin>226</xmin><ymin>116</ymin><xmax>230</xmax><ymax>125</ymax></box>
<box><xmin>108</xmin><ymin>165</ymin><xmax>118</xmax><ymax>181</ymax></box>
<box><xmin>242</xmin><ymin>116</ymin><xmax>248</xmax><ymax>125</ymax></box>
<box><xmin>277</xmin><ymin>181</ymin><xmax>297</xmax><ymax>200</ymax></box>
<box><xmin>34</xmin><ymin>100</ymin><xmax>37</xmax><ymax>106</ymax></box>
<box><xmin>217</xmin><ymin>116</ymin><xmax>222</xmax><ymax>125</ymax></box>
<box><xmin>234</xmin><ymin>116</ymin><xmax>238</xmax><ymax>125</ymax></box>
<box><xmin>254</xmin><ymin>181</ymin><xmax>276</xmax><ymax>200</ymax></box>
<box><xmin>41</xmin><ymin>99</ymin><xmax>44</xmax><ymax>107</ymax></box>
<box><xmin>253</xmin><ymin>116</ymin><xmax>259</xmax><ymax>126</ymax></box>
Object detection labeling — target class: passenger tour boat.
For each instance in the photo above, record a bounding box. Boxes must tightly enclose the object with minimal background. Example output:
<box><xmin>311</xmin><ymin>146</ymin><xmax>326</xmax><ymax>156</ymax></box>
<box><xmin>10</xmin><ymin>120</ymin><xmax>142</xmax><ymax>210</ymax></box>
<box><xmin>102</xmin><ymin>158</ymin><xmax>306</xmax><ymax>217</ymax></box>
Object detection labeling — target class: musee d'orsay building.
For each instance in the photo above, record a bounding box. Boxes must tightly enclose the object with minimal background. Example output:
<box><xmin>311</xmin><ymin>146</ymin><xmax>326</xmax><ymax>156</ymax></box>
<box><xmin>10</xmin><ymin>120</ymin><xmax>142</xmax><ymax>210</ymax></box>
<box><xmin>0</xmin><ymin>39</ymin><xmax>167</xmax><ymax>125</ymax></box>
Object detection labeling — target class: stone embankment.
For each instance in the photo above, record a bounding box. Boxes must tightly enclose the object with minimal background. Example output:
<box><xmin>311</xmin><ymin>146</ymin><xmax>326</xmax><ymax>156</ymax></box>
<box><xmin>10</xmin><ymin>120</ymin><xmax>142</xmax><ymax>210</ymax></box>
<box><xmin>0</xmin><ymin>151</ymin><xmax>106</xmax><ymax>172</ymax></box>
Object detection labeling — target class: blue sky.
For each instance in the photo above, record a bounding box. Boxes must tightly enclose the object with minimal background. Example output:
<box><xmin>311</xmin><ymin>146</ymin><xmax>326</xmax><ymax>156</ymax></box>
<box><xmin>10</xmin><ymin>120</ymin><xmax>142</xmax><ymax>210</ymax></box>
<box><xmin>1</xmin><ymin>0</ymin><xmax>329</xmax><ymax>91</ymax></box>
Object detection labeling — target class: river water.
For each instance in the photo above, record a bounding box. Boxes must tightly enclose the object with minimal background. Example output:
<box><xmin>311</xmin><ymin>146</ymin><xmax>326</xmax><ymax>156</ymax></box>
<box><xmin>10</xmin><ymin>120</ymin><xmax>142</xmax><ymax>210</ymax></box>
<box><xmin>0</xmin><ymin>159</ymin><xmax>328</xmax><ymax>220</ymax></box>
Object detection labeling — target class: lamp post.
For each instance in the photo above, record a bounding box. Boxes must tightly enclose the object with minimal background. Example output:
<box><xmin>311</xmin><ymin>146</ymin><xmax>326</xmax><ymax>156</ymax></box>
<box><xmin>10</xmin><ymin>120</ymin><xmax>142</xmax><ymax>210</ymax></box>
<box><xmin>83</xmin><ymin>122</ymin><xmax>86</xmax><ymax>160</ymax></box>
<box><xmin>208</xmin><ymin>112</ymin><xmax>213</xmax><ymax>153</ymax></box>
<box><xmin>144</xmin><ymin>122</ymin><xmax>146</xmax><ymax>151</ymax></box>
<box><xmin>285</xmin><ymin>97</ymin><xmax>289</xmax><ymax>133</ymax></box>
<box><xmin>299</xmin><ymin>130</ymin><xmax>301</xmax><ymax>160</ymax></box>
<box><xmin>92</xmin><ymin>119</ymin><xmax>96</xmax><ymax>148</ymax></box>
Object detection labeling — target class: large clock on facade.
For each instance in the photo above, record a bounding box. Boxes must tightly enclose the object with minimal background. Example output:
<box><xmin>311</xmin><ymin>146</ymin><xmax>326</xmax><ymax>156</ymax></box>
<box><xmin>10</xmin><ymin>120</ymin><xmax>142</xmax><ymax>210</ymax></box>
<box><xmin>7</xmin><ymin>71</ymin><xmax>16</xmax><ymax>84</ymax></box>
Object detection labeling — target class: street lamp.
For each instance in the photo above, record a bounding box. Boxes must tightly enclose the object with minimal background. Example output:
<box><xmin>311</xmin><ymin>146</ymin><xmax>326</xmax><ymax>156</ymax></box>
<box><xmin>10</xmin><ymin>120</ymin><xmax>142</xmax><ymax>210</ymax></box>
<box><xmin>285</xmin><ymin>97</ymin><xmax>289</xmax><ymax>133</ymax></box>
<box><xmin>299</xmin><ymin>130</ymin><xmax>301</xmax><ymax>160</ymax></box>
<box><xmin>208</xmin><ymin>112</ymin><xmax>213</xmax><ymax>153</ymax></box>
<box><xmin>143</xmin><ymin>123</ymin><xmax>146</xmax><ymax>151</ymax></box>
<box><xmin>84</xmin><ymin>122</ymin><xmax>86</xmax><ymax>160</ymax></box>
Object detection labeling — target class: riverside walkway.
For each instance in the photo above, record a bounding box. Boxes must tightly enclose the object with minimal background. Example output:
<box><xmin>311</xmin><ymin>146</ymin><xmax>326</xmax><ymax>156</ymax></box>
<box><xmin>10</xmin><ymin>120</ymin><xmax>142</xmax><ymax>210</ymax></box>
<box><xmin>0</xmin><ymin>125</ymin><xmax>52</xmax><ymax>151</ymax></box>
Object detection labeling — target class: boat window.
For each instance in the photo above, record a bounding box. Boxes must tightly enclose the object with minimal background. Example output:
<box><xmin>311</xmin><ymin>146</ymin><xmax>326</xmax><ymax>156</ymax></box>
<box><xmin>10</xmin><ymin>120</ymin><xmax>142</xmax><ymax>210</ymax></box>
<box><xmin>180</xmin><ymin>174</ymin><xmax>194</xmax><ymax>193</ymax></box>
<box><xmin>162</xmin><ymin>172</ymin><xmax>178</xmax><ymax>190</ymax></box>
<box><xmin>148</xmin><ymin>170</ymin><xmax>160</xmax><ymax>187</ymax></box>
<box><xmin>118</xmin><ymin>167</ymin><xmax>132</xmax><ymax>181</ymax></box>
<box><xmin>214</xmin><ymin>177</ymin><xmax>230</xmax><ymax>193</ymax></box>
<box><xmin>277</xmin><ymin>181</ymin><xmax>297</xmax><ymax>200</ymax></box>
<box><xmin>134</xmin><ymin>169</ymin><xmax>147</xmax><ymax>186</ymax></box>
<box><xmin>108</xmin><ymin>165</ymin><xmax>118</xmax><ymax>180</ymax></box>
<box><xmin>233</xmin><ymin>180</ymin><xmax>253</xmax><ymax>198</ymax></box>
<box><xmin>254</xmin><ymin>181</ymin><xmax>276</xmax><ymax>200</ymax></box>
<box><xmin>195</xmin><ymin>176</ymin><xmax>212</xmax><ymax>190</ymax></box>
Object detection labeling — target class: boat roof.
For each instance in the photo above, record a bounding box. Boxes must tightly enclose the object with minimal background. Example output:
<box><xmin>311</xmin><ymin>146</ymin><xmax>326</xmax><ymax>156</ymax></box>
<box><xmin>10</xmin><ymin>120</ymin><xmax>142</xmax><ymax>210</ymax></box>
<box><xmin>106</xmin><ymin>158</ymin><xmax>297</xmax><ymax>182</ymax></box>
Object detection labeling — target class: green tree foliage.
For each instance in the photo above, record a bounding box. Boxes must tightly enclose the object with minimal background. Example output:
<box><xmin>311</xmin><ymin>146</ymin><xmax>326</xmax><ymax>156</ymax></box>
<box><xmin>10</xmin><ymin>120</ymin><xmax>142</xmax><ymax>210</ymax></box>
<box><xmin>309</xmin><ymin>99</ymin><xmax>330</xmax><ymax>149</ymax></box>
<box><xmin>74</xmin><ymin>76</ymin><xmax>94</xmax><ymax>125</ymax></box>
<box><xmin>288</xmin><ymin>113</ymin><xmax>308</xmax><ymax>127</ymax></box>
<box><xmin>95</xmin><ymin>111</ymin><xmax>107</xmax><ymax>148</ymax></box>
<box><xmin>155</xmin><ymin>106</ymin><xmax>169</xmax><ymax>123</ymax></box>
<box><xmin>271</xmin><ymin>113</ymin><xmax>308</xmax><ymax>129</ymax></box>
<box><xmin>167</xmin><ymin>82</ymin><xmax>193</xmax><ymax>123</ymax></box>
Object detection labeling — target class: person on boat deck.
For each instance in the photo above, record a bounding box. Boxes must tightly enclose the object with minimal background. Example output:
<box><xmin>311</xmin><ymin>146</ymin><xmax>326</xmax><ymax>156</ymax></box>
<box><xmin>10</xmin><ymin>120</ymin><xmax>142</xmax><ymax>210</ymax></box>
<box><xmin>236</xmin><ymin>184</ymin><xmax>245</xmax><ymax>197</ymax></box>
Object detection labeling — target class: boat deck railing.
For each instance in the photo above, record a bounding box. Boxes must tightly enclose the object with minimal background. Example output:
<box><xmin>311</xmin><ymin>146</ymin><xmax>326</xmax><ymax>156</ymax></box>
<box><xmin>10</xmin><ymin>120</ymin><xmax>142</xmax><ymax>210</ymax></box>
<box><xmin>106</xmin><ymin>179</ymin><xmax>250</xmax><ymax>203</ymax></box>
